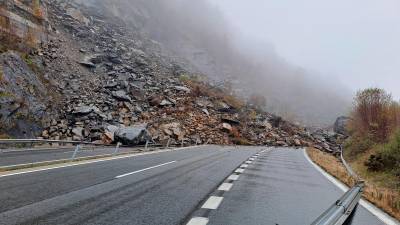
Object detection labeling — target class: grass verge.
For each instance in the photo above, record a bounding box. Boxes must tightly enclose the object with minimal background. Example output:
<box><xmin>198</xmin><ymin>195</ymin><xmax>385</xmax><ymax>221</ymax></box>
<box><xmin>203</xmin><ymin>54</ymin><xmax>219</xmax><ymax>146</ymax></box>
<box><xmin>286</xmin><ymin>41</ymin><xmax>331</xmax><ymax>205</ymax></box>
<box><xmin>307</xmin><ymin>147</ymin><xmax>400</xmax><ymax>220</ymax></box>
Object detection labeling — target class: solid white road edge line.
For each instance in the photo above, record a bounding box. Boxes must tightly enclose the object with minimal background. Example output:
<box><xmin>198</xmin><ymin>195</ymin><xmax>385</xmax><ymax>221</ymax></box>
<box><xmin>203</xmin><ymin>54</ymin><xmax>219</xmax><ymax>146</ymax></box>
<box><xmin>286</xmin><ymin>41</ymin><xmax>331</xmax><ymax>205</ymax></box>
<box><xmin>115</xmin><ymin>161</ymin><xmax>176</xmax><ymax>179</ymax></box>
<box><xmin>202</xmin><ymin>196</ymin><xmax>224</xmax><ymax>210</ymax></box>
<box><xmin>303</xmin><ymin>148</ymin><xmax>400</xmax><ymax>225</ymax></box>
<box><xmin>186</xmin><ymin>217</ymin><xmax>209</xmax><ymax>225</ymax></box>
<box><xmin>0</xmin><ymin>145</ymin><xmax>204</xmax><ymax>178</ymax></box>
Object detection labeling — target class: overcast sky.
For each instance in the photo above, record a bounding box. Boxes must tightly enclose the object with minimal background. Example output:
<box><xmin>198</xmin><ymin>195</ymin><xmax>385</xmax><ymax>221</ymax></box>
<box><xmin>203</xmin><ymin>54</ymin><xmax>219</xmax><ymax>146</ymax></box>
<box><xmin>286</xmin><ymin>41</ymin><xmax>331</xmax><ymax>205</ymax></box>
<box><xmin>209</xmin><ymin>0</ymin><xmax>400</xmax><ymax>100</ymax></box>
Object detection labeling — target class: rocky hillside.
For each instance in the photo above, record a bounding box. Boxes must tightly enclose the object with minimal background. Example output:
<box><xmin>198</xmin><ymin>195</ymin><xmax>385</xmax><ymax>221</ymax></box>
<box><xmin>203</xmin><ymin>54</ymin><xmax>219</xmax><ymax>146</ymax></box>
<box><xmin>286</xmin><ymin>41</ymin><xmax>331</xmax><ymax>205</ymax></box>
<box><xmin>0</xmin><ymin>0</ymin><xmax>342</xmax><ymax>151</ymax></box>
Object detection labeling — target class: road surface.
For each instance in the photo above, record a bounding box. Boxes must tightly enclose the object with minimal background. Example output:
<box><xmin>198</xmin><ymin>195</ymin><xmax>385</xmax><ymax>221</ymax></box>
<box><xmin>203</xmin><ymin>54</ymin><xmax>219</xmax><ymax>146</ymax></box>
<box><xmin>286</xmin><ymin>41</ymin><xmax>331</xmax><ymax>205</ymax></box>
<box><xmin>0</xmin><ymin>146</ymin><xmax>389</xmax><ymax>225</ymax></box>
<box><xmin>0</xmin><ymin>146</ymin><xmax>147</xmax><ymax>167</ymax></box>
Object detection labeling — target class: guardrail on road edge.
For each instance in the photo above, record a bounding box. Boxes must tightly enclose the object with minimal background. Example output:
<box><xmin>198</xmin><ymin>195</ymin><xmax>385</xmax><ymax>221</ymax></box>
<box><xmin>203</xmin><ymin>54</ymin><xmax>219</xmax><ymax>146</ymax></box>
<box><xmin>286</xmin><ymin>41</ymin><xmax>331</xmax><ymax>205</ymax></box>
<box><xmin>311</xmin><ymin>145</ymin><xmax>364</xmax><ymax>225</ymax></box>
<box><xmin>311</xmin><ymin>181</ymin><xmax>365</xmax><ymax>225</ymax></box>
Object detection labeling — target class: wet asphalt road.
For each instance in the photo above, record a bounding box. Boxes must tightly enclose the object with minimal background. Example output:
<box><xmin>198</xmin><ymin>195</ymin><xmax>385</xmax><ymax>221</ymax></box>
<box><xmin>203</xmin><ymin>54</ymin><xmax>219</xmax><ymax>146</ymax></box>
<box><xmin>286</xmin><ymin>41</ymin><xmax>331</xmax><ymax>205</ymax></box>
<box><xmin>205</xmin><ymin>148</ymin><xmax>384</xmax><ymax>225</ymax></box>
<box><xmin>0</xmin><ymin>146</ymin><xmax>390</xmax><ymax>225</ymax></box>
<box><xmin>0</xmin><ymin>146</ymin><xmax>145</xmax><ymax>167</ymax></box>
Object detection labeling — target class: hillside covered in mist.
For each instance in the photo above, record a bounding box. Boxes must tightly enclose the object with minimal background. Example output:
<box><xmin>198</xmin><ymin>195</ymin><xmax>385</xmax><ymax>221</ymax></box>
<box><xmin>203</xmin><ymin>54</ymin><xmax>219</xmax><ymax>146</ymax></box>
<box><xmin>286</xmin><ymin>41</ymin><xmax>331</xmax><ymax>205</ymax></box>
<box><xmin>76</xmin><ymin>0</ymin><xmax>351</xmax><ymax>126</ymax></box>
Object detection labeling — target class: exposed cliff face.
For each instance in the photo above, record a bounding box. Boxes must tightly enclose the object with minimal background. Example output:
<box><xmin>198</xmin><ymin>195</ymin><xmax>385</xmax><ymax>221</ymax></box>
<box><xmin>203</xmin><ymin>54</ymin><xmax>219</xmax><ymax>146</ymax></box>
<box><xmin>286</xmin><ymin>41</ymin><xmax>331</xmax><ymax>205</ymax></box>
<box><xmin>0</xmin><ymin>51</ymin><xmax>47</xmax><ymax>137</ymax></box>
<box><xmin>0</xmin><ymin>0</ymin><xmax>47</xmax><ymax>50</ymax></box>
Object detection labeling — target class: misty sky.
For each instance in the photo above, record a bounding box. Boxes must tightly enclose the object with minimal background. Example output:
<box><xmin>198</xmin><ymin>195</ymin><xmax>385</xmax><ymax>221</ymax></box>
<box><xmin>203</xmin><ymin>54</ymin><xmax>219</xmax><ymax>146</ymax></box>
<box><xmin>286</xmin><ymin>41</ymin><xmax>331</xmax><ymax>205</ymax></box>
<box><xmin>210</xmin><ymin>0</ymin><xmax>400</xmax><ymax>100</ymax></box>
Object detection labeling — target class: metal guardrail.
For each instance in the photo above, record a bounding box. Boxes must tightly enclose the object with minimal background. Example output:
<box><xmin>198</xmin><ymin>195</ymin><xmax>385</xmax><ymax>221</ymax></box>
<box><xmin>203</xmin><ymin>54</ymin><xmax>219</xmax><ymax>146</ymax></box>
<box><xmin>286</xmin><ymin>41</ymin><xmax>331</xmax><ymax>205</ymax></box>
<box><xmin>311</xmin><ymin>145</ymin><xmax>364</xmax><ymax>225</ymax></box>
<box><xmin>0</xmin><ymin>139</ymin><xmax>165</xmax><ymax>161</ymax></box>
<box><xmin>0</xmin><ymin>139</ymin><xmax>113</xmax><ymax>146</ymax></box>
<box><xmin>311</xmin><ymin>182</ymin><xmax>365</xmax><ymax>225</ymax></box>
<box><xmin>340</xmin><ymin>145</ymin><xmax>362</xmax><ymax>182</ymax></box>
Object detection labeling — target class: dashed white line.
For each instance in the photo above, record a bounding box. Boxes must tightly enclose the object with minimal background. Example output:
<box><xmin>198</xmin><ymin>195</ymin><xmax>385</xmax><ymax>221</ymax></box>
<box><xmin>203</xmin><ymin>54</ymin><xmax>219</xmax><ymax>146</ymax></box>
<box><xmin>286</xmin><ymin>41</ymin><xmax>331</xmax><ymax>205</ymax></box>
<box><xmin>240</xmin><ymin>164</ymin><xmax>248</xmax><ymax>168</ymax></box>
<box><xmin>235</xmin><ymin>168</ymin><xmax>245</xmax><ymax>173</ymax></box>
<box><xmin>228</xmin><ymin>174</ymin><xmax>240</xmax><ymax>181</ymax></box>
<box><xmin>218</xmin><ymin>183</ymin><xmax>233</xmax><ymax>191</ymax></box>
<box><xmin>186</xmin><ymin>217</ymin><xmax>209</xmax><ymax>225</ymax></box>
<box><xmin>245</xmin><ymin>160</ymin><xmax>252</xmax><ymax>164</ymax></box>
<box><xmin>115</xmin><ymin>161</ymin><xmax>176</xmax><ymax>178</ymax></box>
<box><xmin>202</xmin><ymin>196</ymin><xmax>224</xmax><ymax>209</ymax></box>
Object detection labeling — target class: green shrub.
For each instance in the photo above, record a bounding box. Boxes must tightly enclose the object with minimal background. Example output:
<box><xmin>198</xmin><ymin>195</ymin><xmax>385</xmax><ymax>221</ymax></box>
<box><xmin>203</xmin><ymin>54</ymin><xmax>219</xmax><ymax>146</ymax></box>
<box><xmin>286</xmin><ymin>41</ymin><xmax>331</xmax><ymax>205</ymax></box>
<box><xmin>365</xmin><ymin>130</ymin><xmax>400</xmax><ymax>174</ymax></box>
<box><xmin>345</xmin><ymin>133</ymin><xmax>374</xmax><ymax>158</ymax></box>
<box><xmin>0</xmin><ymin>91</ymin><xmax>14</xmax><ymax>98</ymax></box>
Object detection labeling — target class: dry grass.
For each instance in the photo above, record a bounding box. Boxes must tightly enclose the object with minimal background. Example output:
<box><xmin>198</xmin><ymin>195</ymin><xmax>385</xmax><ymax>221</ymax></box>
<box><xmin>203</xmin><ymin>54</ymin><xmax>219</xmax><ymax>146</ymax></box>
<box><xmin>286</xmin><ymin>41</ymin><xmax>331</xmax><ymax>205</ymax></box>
<box><xmin>307</xmin><ymin>147</ymin><xmax>400</xmax><ymax>220</ymax></box>
<box><xmin>0</xmin><ymin>133</ymin><xmax>10</xmax><ymax>139</ymax></box>
<box><xmin>307</xmin><ymin>147</ymin><xmax>355</xmax><ymax>187</ymax></box>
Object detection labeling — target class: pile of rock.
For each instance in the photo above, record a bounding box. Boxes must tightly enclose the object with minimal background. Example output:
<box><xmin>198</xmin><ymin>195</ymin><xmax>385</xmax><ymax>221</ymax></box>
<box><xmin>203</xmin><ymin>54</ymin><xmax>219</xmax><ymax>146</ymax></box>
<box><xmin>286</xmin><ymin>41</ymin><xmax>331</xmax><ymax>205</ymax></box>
<box><xmin>0</xmin><ymin>0</ymin><xmax>342</xmax><ymax>152</ymax></box>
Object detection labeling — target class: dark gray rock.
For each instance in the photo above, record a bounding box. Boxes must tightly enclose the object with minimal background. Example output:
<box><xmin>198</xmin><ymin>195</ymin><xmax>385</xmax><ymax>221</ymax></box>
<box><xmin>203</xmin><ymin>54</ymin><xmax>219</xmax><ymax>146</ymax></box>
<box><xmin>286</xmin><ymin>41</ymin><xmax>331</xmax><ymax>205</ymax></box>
<box><xmin>0</xmin><ymin>51</ymin><xmax>47</xmax><ymax>137</ymax></box>
<box><xmin>112</xmin><ymin>90</ymin><xmax>132</xmax><ymax>101</ymax></box>
<box><xmin>73</xmin><ymin>106</ymin><xmax>99</xmax><ymax>115</ymax></box>
<box><xmin>174</xmin><ymin>86</ymin><xmax>191</xmax><ymax>93</ymax></box>
<box><xmin>334</xmin><ymin>116</ymin><xmax>350</xmax><ymax>136</ymax></box>
<box><xmin>114</xmin><ymin>124</ymin><xmax>150</xmax><ymax>145</ymax></box>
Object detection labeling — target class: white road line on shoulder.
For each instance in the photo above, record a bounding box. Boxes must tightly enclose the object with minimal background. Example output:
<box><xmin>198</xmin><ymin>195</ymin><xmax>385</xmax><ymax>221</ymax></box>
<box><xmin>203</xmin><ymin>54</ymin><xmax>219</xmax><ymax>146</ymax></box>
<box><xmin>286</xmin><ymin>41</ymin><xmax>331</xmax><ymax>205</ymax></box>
<box><xmin>240</xmin><ymin>164</ymin><xmax>248</xmax><ymax>168</ymax></box>
<box><xmin>115</xmin><ymin>161</ymin><xmax>176</xmax><ymax>179</ymax></box>
<box><xmin>218</xmin><ymin>183</ymin><xmax>233</xmax><ymax>191</ymax></box>
<box><xmin>303</xmin><ymin>149</ymin><xmax>400</xmax><ymax>225</ymax></box>
<box><xmin>245</xmin><ymin>160</ymin><xmax>252</xmax><ymax>164</ymax></box>
<box><xmin>202</xmin><ymin>196</ymin><xmax>224</xmax><ymax>210</ymax></box>
<box><xmin>0</xmin><ymin>146</ymin><xmax>203</xmax><ymax>178</ymax></box>
<box><xmin>186</xmin><ymin>217</ymin><xmax>209</xmax><ymax>225</ymax></box>
<box><xmin>235</xmin><ymin>168</ymin><xmax>245</xmax><ymax>173</ymax></box>
<box><xmin>228</xmin><ymin>174</ymin><xmax>240</xmax><ymax>181</ymax></box>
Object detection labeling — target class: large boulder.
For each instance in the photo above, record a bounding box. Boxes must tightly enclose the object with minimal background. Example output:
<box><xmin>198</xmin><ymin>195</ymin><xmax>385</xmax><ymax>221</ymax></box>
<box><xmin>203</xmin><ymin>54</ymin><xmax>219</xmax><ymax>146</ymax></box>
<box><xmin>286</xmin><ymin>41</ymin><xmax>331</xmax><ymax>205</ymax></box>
<box><xmin>334</xmin><ymin>116</ymin><xmax>350</xmax><ymax>135</ymax></box>
<box><xmin>114</xmin><ymin>124</ymin><xmax>150</xmax><ymax>145</ymax></box>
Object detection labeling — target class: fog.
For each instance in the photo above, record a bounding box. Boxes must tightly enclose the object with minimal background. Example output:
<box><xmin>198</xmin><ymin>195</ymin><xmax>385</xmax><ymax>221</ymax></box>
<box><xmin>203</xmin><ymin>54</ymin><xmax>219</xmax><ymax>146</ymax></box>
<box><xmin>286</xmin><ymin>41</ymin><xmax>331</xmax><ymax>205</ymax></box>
<box><xmin>211</xmin><ymin>0</ymin><xmax>400</xmax><ymax>100</ymax></box>
<box><xmin>78</xmin><ymin>0</ymin><xmax>398</xmax><ymax>125</ymax></box>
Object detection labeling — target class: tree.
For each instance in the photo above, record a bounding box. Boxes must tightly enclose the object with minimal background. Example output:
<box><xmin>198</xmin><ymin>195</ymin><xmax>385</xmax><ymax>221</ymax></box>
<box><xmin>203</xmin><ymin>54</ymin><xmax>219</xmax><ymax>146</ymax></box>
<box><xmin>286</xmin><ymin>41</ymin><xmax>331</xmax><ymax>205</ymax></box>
<box><xmin>350</xmin><ymin>88</ymin><xmax>398</xmax><ymax>142</ymax></box>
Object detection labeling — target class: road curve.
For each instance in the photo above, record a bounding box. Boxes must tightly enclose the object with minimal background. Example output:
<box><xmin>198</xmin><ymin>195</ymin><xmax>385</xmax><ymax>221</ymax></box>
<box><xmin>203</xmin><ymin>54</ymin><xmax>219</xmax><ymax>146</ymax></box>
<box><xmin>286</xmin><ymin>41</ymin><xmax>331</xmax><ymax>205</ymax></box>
<box><xmin>0</xmin><ymin>146</ymin><xmax>392</xmax><ymax>225</ymax></box>
<box><xmin>195</xmin><ymin>148</ymin><xmax>386</xmax><ymax>225</ymax></box>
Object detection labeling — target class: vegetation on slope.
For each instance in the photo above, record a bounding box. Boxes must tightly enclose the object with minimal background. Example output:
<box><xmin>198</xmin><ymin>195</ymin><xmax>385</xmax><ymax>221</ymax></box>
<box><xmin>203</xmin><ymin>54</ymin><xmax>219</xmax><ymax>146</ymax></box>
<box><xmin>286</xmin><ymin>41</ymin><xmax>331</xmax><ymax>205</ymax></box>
<box><xmin>340</xmin><ymin>88</ymin><xmax>400</xmax><ymax>218</ymax></box>
<box><xmin>307</xmin><ymin>147</ymin><xmax>400</xmax><ymax>220</ymax></box>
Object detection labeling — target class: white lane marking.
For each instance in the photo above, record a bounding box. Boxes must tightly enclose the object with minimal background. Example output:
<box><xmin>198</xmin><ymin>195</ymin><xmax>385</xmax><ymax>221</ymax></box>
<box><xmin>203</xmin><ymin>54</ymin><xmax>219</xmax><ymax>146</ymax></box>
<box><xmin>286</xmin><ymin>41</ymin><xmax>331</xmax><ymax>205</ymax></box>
<box><xmin>218</xmin><ymin>183</ymin><xmax>233</xmax><ymax>191</ymax></box>
<box><xmin>186</xmin><ymin>217</ymin><xmax>209</xmax><ymax>225</ymax></box>
<box><xmin>245</xmin><ymin>161</ymin><xmax>252</xmax><ymax>164</ymax></box>
<box><xmin>249</xmin><ymin>158</ymin><xmax>255</xmax><ymax>161</ymax></box>
<box><xmin>0</xmin><ymin>145</ymin><xmax>204</xmax><ymax>178</ymax></box>
<box><xmin>235</xmin><ymin>168</ymin><xmax>245</xmax><ymax>173</ymax></box>
<box><xmin>240</xmin><ymin>164</ymin><xmax>248</xmax><ymax>168</ymax></box>
<box><xmin>115</xmin><ymin>161</ymin><xmax>176</xmax><ymax>179</ymax></box>
<box><xmin>303</xmin><ymin>149</ymin><xmax>400</xmax><ymax>225</ymax></box>
<box><xmin>228</xmin><ymin>174</ymin><xmax>240</xmax><ymax>181</ymax></box>
<box><xmin>202</xmin><ymin>196</ymin><xmax>224</xmax><ymax>209</ymax></box>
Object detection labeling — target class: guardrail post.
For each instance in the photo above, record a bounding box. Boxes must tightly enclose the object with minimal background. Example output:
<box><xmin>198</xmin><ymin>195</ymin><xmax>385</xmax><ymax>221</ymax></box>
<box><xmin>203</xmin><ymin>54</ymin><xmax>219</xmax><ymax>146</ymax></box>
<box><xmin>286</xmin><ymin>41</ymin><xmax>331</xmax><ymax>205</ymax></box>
<box><xmin>145</xmin><ymin>140</ymin><xmax>149</xmax><ymax>150</ymax></box>
<box><xmin>113</xmin><ymin>142</ymin><xmax>121</xmax><ymax>156</ymax></box>
<box><xmin>181</xmin><ymin>139</ymin><xmax>184</xmax><ymax>147</ymax></box>
<box><xmin>166</xmin><ymin>139</ymin><xmax>171</xmax><ymax>148</ymax></box>
<box><xmin>71</xmin><ymin>144</ymin><xmax>80</xmax><ymax>161</ymax></box>
<box><xmin>195</xmin><ymin>139</ymin><xmax>199</xmax><ymax>145</ymax></box>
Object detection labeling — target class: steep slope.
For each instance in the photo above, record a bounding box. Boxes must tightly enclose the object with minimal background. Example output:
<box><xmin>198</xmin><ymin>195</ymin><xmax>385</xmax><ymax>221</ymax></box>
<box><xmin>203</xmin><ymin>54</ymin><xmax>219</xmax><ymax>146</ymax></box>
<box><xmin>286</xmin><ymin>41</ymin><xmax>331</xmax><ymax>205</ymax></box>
<box><xmin>0</xmin><ymin>0</ymin><xmax>340</xmax><ymax>152</ymax></box>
